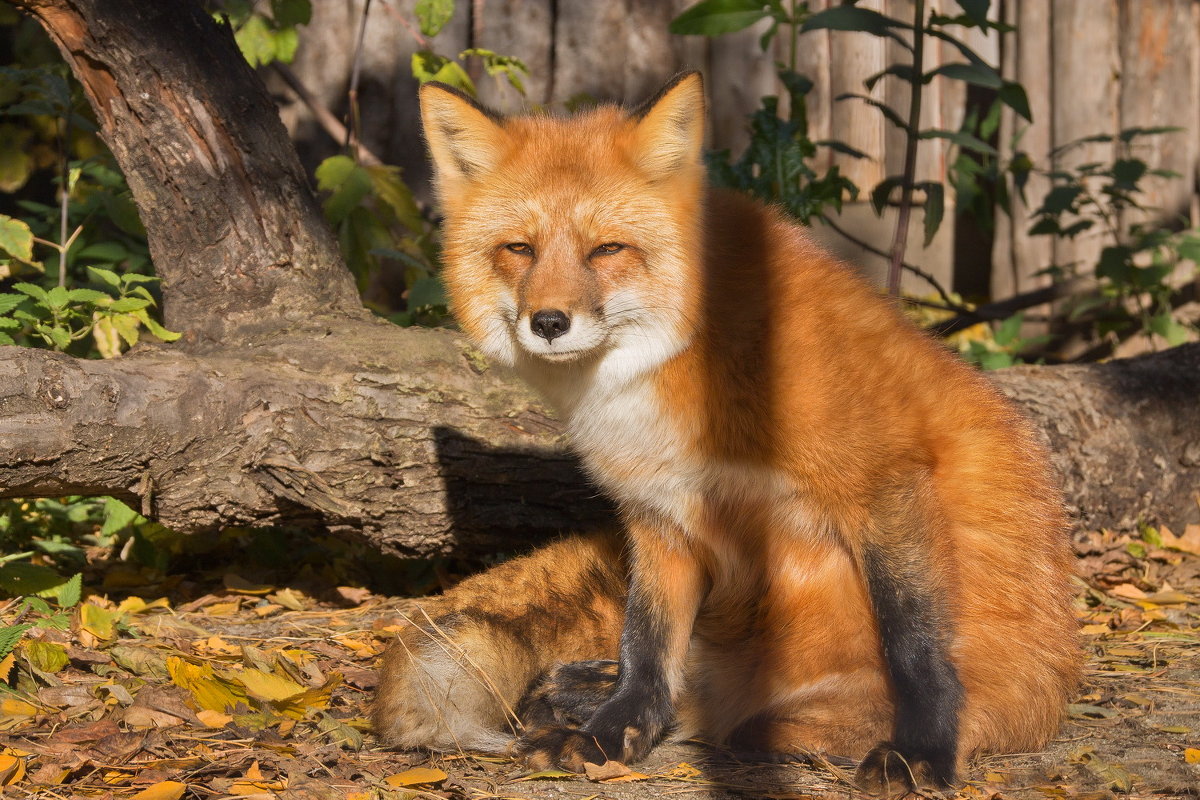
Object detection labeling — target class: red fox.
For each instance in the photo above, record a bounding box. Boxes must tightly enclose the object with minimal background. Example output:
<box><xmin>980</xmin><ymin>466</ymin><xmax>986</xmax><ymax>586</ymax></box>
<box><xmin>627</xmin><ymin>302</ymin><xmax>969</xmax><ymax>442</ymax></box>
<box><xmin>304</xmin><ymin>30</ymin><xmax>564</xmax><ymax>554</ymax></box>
<box><xmin>373</xmin><ymin>72</ymin><xmax>1080</xmax><ymax>794</ymax></box>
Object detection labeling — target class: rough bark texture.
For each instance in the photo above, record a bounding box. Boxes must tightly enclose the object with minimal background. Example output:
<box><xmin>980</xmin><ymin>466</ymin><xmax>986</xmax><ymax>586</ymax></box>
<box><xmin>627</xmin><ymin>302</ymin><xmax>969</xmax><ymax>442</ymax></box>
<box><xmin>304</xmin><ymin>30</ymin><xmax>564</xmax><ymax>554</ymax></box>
<box><xmin>15</xmin><ymin>0</ymin><xmax>362</xmax><ymax>340</ymax></box>
<box><xmin>0</xmin><ymin>0</ymin><xmax>1197</xmax><ymax>557</ymax></box>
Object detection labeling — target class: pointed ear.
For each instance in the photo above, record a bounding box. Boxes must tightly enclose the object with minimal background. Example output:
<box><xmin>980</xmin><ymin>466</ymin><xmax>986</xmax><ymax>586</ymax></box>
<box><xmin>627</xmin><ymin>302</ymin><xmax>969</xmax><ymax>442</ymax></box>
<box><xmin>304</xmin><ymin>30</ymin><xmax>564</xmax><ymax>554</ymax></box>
<box><xmin>419</xmin><ymin>83</ymin><xmax>506</xmax><ymax>185</ymax></box>
<box><xmin>630</xmin><ymin>72</ymin><xmax>706</xmax><ymax>180</ymax></box>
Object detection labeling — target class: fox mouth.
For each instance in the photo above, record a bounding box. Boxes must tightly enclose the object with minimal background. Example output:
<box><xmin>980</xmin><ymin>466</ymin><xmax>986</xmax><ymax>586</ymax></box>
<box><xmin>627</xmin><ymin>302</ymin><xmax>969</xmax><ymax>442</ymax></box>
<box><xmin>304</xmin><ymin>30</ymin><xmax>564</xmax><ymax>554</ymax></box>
<box><xmin>521</xmin><ymin>343</ymin><xmax>601</xmax><ymax>363</ymax></box>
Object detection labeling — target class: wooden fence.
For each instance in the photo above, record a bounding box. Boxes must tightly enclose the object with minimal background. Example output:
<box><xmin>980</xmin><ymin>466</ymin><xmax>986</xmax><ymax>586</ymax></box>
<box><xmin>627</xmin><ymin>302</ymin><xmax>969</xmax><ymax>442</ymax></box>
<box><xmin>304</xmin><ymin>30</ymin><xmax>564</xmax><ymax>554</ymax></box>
<box><xmin>278</xmin><ymin>0</ymin><xmax>1200</xmax><ymax>301</ymax></box>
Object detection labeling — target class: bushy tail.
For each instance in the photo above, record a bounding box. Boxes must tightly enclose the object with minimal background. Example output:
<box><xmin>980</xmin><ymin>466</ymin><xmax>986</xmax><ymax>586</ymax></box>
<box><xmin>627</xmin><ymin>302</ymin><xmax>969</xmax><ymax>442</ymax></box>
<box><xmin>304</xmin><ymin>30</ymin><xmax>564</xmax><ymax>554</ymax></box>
<box><xmin>372</xmin><ymin>533</ymin><xmax>627</xmax><ymax>753</ymax></box>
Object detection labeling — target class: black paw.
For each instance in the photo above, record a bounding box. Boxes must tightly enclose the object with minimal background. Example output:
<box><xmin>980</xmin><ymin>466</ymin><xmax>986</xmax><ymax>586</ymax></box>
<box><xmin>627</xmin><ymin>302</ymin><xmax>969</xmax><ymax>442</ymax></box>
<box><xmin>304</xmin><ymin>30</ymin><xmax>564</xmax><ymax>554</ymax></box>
<box><xmin>516</xmin><ymin>725</ymin><xmax>611</xmax><ymax>772</ymax></box>
<box><xmin>517</xmin><ymin>660</ymin><xmax>619</xmax><ymax>731</ymax></box>
<box><xmin>855</xmin><ymin>740</ymin><xmax>958</xmax><ymax>797</ymax></box>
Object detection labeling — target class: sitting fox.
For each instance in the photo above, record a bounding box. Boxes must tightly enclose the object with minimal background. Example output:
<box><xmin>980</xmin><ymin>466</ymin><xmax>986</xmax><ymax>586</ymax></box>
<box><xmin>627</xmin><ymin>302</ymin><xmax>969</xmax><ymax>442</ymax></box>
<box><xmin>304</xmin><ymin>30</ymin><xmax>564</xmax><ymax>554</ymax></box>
<box><xmin>373</xmin><ymin>72</ymin><xmax>1080</xmax><ymax>793</ymax></box>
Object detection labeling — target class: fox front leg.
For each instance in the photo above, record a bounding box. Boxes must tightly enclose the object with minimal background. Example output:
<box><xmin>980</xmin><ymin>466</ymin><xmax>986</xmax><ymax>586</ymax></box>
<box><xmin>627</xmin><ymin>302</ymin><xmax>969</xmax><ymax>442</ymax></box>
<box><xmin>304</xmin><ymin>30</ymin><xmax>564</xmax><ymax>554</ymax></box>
<box><xmin>856</xmin><ymin>480</ymin><xmax>965</xmax><ymax>794</ymax></box>
<box><xmin>518</xmin><ymin>521</ymin><xmax>704</xmax><ymax>771</ymax></box>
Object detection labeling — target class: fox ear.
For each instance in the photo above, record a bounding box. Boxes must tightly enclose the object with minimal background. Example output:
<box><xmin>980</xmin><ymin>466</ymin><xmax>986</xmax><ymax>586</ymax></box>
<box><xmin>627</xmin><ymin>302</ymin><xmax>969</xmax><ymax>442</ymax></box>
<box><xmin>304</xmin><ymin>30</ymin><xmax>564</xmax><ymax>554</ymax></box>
<box><xmin>420</xmin><ymin>83</ymin><xmax>506</xmax><ymax>185</ymax></box>
<box><xmin>630</xmin><ymin>72</ymin><xmax>706</xmax><ymax>180</ymax></box>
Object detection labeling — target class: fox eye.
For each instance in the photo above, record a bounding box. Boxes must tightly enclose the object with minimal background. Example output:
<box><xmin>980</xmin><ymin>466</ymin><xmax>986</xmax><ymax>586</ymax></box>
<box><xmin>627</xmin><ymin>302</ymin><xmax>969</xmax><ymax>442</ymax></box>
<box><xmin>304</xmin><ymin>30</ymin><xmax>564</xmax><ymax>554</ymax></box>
<box><xmin>505</xmin><ymin>243</ymin><xmax>533</xmax><ymax>255</ymax></box>
<box><xmin>593</xmin><ymin>243</ymin><xmax>624</xmax><ymax>255</ymax></box>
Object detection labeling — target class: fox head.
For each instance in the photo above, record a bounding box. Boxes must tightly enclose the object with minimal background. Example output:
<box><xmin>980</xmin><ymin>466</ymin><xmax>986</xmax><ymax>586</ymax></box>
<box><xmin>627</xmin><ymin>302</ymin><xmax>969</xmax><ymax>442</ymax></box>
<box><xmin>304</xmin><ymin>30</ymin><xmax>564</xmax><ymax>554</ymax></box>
<box><xmin>419</xmin><ymin>73</ymin><xmax>706</xmax><ymax>389</ymax></box>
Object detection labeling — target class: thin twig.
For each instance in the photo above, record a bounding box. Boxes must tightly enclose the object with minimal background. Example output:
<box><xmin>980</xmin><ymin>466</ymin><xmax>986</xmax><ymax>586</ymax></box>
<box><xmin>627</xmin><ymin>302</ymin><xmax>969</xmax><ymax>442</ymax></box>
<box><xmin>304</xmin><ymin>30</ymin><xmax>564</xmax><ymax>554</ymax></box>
<box><xmin>886</xmin><ymin>0</ymin><xmax>925</xmax><ymax>296</ymax></box>
<box><xmin>926</xmin><ymin>276</ymin><xmax>1090</xmax><ymax>337</ymax></box>
<box><xmin>819</xmin><ymin>213</ymin><xmax>966</xmax><ymax>311</ymax></box>
<box><xmin>57</xmin><ymin>111</ymin><xmax>72</xmax><ymax>287</ymax></box>
<box><xmin>270</xmin><ymin>63</ymin><xmax>383</xmax><ymax>166</ymax></box>
<box><xmin>345</xmin><ymin>0</ymin><xmax>373</xmax><ymax>158</ymax></box>
<box><xmin>380</xmin><ymin>0</ymin><xmax>431</xmax><ymax>49</ymax></box>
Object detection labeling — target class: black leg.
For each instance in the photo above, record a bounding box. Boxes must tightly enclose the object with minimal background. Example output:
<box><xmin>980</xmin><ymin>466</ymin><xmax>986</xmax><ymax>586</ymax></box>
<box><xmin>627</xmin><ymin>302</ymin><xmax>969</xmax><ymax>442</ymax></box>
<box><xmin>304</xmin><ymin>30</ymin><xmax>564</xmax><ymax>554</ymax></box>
<box><xmin>858</xmin><ymin>543</ymin><xmax>964</xmax><ymax>792</ymax></box>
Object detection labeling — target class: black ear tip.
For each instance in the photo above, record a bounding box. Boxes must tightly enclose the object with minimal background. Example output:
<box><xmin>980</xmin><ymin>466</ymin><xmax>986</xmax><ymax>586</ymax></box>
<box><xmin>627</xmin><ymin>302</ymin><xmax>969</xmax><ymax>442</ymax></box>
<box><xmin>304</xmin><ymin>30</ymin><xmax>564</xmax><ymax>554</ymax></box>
<box><xmin>630</xmin><ymin>70</ymin><xmax>706</xmax><ymax>119</ymax></box>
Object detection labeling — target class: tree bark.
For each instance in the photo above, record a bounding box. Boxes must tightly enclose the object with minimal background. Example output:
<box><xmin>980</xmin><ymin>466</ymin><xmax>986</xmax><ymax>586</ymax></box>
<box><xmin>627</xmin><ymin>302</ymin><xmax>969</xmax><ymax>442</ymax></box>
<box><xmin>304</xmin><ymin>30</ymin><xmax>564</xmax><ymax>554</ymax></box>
<box><xmin>1</xmin><ymin>0</ymin><xmax>1197</xmax><ymax>557</ymax></box>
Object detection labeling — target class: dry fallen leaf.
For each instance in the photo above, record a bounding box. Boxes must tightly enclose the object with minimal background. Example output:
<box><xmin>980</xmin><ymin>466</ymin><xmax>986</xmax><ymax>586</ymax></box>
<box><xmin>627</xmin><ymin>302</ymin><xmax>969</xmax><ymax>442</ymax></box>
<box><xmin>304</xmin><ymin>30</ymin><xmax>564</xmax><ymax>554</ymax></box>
<box><xmin>383</xmin><ymin>767</ymin><xmax>448</xmax><ymax>787</ymax></box>
<box><xmin>130</xmin><ymin>780</ymin><xmax>186</xmax><ymax>800</ymax></box>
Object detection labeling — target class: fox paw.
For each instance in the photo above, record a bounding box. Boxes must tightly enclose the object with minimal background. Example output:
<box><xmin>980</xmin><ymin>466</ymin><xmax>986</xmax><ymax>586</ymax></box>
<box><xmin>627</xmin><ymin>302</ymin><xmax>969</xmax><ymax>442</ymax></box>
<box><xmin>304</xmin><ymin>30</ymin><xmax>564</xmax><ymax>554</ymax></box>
<box><xmin>516</xmin><ymin>726</ymin><xmax>611</xmax><ymax>772</ymax></box>
<box><xmin>855</xmin><ymin>741</ymin><xmax>957</xmax><ymax>797</ymax></box>
<box><xmin>516</xmin><ymin>660</ymin><xmax>618</xmax><ymax>730</ymax></box>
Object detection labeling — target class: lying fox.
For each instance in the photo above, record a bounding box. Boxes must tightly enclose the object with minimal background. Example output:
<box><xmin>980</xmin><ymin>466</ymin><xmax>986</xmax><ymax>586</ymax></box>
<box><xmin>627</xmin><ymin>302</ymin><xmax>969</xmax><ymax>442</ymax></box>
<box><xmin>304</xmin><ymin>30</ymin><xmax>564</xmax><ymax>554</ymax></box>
<box><xmin>373</xmin><ymin>72</ymin><xmax>1080</xmax><ymax>793</ymax></box>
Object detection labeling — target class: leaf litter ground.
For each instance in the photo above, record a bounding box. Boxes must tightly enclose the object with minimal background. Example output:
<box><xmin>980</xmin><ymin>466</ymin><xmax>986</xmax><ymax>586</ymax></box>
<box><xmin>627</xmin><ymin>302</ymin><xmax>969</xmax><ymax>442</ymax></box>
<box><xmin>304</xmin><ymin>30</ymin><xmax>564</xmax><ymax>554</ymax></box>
<box><xmin>1</xmin><ymin>524</ymin><xmax>1199</xmax><ymax>800</ymax></box>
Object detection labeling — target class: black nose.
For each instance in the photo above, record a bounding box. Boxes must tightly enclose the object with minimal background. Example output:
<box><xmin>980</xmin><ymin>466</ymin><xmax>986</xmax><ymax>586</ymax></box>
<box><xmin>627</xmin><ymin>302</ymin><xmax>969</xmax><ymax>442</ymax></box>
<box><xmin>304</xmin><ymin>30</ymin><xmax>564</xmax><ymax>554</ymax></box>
<box><xmin>531</xmin><ymin>309</ymin><xmax>571</xmax><ymax>341</ymax></box>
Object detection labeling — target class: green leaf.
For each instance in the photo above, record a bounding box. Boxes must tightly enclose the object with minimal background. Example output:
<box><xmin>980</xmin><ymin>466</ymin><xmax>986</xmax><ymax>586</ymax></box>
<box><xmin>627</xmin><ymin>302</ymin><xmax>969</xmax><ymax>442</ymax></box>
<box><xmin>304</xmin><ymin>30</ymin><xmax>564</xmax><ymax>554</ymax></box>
<box><xmin>86</xmin><ymin>265</ymin><xmax>122</xmax><ymax>287</ymax></box>
<box><xmin>835</xmin><ymin>92</ymin><xmax>910</xmax><ymax>133</ymax></box>
<box><xmin>415</xmin><ymin>0</ymin><xmax>455</xmax><ymax>37</ymax></box>
<box><xmin>101</xmin><ymin>497</ymin><xmax>141</xmax><ymax>536</ymax></box>
<box><xmin>46</xmin><ymin>285</ymin><xmax>69</xmax><ymax>311</ymax></box>
<box><xmin>54</xmin><ymin>575</ymin><xmax>82</xmax><ymax>606</ymax></box>
<box><xmin>998</xmin><ymin>81</ymin><xmax>1032</xmax><ymax>122</ymax></box>
<box><xmin>669</xmin><ymin>0</ymin><xmax>773</xmax><ymax>36</ymax></box>
<box><xmin>0</xmin><ymin>292</ymin><xmax>26</xmax><ymax>315</ymax></box>
<box><xmin>132</xmin><ymin>308</ymin><xmax>182</xmax><ymax>342</ymax></box>
<box><xmin>919</xmin><ymin>181</ymin><xmax>945</xmax><ymax>246</ymax></box>
<box><xmin>0</xmin><ymin>332</ymin><xmax>14</xmax><ymax>345</ymax></box>
<box><xmin>925</xmin><ymin>61</ymin><xmax>1002</xmax><ymax>89</ymax></box>
<box><xmin>994</xmin><ymin>312</ymin><xmax>1023</xmax><ymax>346</ymax></box>
<box><xmin>67</xmin><ymin>288</ymin><xmax>110</xmax><ymax>305</ymax></box>
<box><xmin>1036</xmin><ymin>185</ymin><xmax>1084</xmax><ymax>216</ymax></box>
<box><xmin>234</xmin><ymin>14</ymin><xmax>276</xmax><ymax>67</ymax></box>
<box><xmin>1111</xmin><ymin>158</ymin><xmax>1147</xmax><ymax>190</ymax></box>
<box><xmin>0</xmin><ymin>561</ymin><xmax>67</xmax><ymax>597</ymax></box>
<box><xmin>801</xmin><ymin>5</ymin><xmax>909</xmax><ymax>37</ymax></box>
<box><xmin>45</xmin><ymin>324</ymin><xmax>71</xmax><ymax>350</ymax></box>
<box><xmin>273</xmin><ymin>26</ymin><xmax>299</xmax><ymax>63</ymax></box>
<box><xmin>107</xmin><ymin>297</ymin><xmax>151</xmax><ymax>313</ymax></box>
<box><xmin>864</xmin><ymin>64</ymin><xmax>915</xmax><ymax>91</ymax></box>
<box><xmin>0</xmin><ymin>213</ymin><xmax>35</xmax><ymax>262</ymax></box>
<box><xmin>408</xmin><ymin>275</ymin><xmax>447</xmax><ymax>309</ymax></box>
<box><xmin>918</xmin><ymin>128</ymin><xmax>998</xmax><ymax>155</ymax></box>
<box><xmin>871</xmin><ymin>176</ymin><xmax>904</xmax><ymax>215</ymax></box>
<box><xmin>410</xmin><ymin>51</ymin><xmax>473</xmax><ymax>93</ymax></box>
<box><xmin>316</xmin><ymin>155</ymin><xmax>372</xmax><ymax>225</ymax></box>
<box><xmin>271</xmin><ymin>0</ymin><xmax>311</xmax><ymax>26</ymax></box>
<box><xmin>0</xmin><ymin>623</ymin><xmax>31</xmax><ymax>658</ymax></box>
<box><xmin>955</xmin><ymin>0</ymin><xmax>990</xmax><ymax>28</ymax></box>
<box><xmin>25</xmin><ymin>640</ymin><xmax>69</xmax><ymax>673</ymax></box>
<box><xmin>1149</xmin><ymin>313</ymin><xmax>1191</xmax><ymax>346</ymax></box>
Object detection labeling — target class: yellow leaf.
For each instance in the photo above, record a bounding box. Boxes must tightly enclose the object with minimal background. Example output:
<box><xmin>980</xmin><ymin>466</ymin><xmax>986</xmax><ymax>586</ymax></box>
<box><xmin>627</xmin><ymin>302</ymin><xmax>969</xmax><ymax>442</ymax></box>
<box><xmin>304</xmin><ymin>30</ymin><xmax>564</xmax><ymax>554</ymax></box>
<box><xmin>1185</xmin><ymin>748</ymin><xmax>1200</xmax><ymax>764</ymax></box>
<box><xmin>224</xmin><ymin>573</ymin><xmax>274</xmax><ymax>595</ymax></box>
<box><xmin>23</xmin><ymin>640</ymin><xmax>69</xmax><ymax>673</ymax></box>
<box><xmin>196</xmin><ymin>709</ymin><xmax>233</xmax><ymax>728</ymax></box>
<box><xmin>0</xmin><ymin>653</ymin><xmax>15</xmax><ymax>682</ymax></box>
<box><xmin>665</xmin><ymin>762</ymin><xmax>701</xmax><ymax>779</ymax></box>
<box><xmin>0</xmin><ymin>753</ymin><xmax>25</xmax><ymax>786</ymax></box>
<box><xmin>116</xmin><ymin>596</ymin><xmax>170</xmax><ymax>615</ymax></box>
<box><xmin>268</xmin><ymin>587</ymin><xmax>305</xmax><ymax>611</ymax></box>
<box><xmin>1080</xmin><ymin>623</ymin><xmax>1109</xmax><ymax>635</ymax></box>
<box><xmin>167</xmin><ymin>657</ymin><xmax>248</xmax><ymax>713</ymax></box>
<box><xmin>203</xmin><ymin>601</ymin><xmax>241</xmax><ymax>616</ymax></box>
<box><xmin>130</xmin><ymin>780</ymin><xmax>186</xmax><ymax>800</ymax></box>
<box><xmin>0</xmin><ymin>698</ymin><xmax>39</xmax><ymax>717</ymax></box>
<box><xmin>198</xmin><ymin>636</ymin><xmax>241</xmax><ymax>656</ymax></box>
<box><xmin>273</xmin><ymin>674</ymin><xmax>341</xmax><ymax>719</ymax></box>
<box><xmin>383</xmin><ymin>767</ymin><xmax>448</xmax><ymax>787</ymax></box>
<box><xmin>79</xmin><ymin>602</ymin><xmax>118</xmax><ymax>640</ymax></box>
<box><xmin>232</xmin><ymin>668</ymin><xmax>306</xmax><ymax>702</ymax></box>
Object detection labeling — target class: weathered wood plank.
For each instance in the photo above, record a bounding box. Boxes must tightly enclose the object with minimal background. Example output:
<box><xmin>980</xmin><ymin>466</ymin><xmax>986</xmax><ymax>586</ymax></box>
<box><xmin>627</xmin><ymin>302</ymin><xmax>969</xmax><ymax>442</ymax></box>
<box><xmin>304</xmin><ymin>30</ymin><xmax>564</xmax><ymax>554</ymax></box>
<box><xmin>1051</xmin><ymin>0</ymin><xmax>1120</xmax><ymax>278</ymax></box>
<box><xmin>828</xmin><ymin>0</ymin><xmax>887</xmax><ymax>191</ymax></box>
<box><xmin>1117</xmin><ymin>0</ymin><xmax>1197</xmax><ymax>225</ymax></box>
<box><xmin>794</xmin><ymin>0</ymin><xmax>832</xmax><ymax>169</ymax></box>
<box><xmin>706</xmin><ymin>18</ymin><xmax>779</xmax><ymax>153</ymax></box>
<box><xmin>552</xmin><ymin>0</ymin><xmax>630</xmax><ymax>104</ymax></box>
<box><xmin>993</xmin><ymin>0</ymin><xmax>1055</xmax><ymax>302</ymax></box>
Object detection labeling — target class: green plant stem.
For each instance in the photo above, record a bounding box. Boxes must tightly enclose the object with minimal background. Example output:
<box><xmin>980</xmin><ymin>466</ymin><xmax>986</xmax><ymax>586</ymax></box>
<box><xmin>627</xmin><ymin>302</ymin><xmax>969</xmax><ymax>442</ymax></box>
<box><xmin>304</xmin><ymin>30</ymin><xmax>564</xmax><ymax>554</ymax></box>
<box><xmin>58</xmin><ymin>114</ymin><xmax>71</xmax><ymax>288</ymax></box>
<box><xmin>886</xmin><ymin>0</ymin><xmax>925</xmax><ymax>297</ymax></box>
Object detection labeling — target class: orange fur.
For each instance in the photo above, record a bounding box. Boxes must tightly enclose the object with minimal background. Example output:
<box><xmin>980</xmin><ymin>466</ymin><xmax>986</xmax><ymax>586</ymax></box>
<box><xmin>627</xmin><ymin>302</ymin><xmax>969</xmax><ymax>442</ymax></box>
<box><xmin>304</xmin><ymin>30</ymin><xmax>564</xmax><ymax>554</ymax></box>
<box><xmin>375</xmin><ymin>74</ymin><xmax>1080</xmax><ymax>784</ymax></box>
